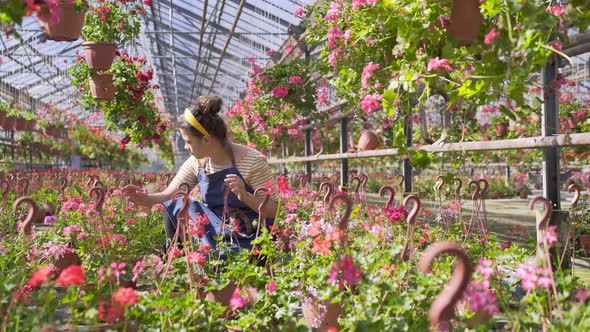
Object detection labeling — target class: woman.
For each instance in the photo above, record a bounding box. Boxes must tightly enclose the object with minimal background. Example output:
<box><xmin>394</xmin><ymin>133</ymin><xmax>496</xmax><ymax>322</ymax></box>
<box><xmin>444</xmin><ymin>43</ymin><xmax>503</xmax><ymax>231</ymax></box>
<box><xmin>122</xmin><ymin>95</ymin><xmax>278</xmax><ymax>253</ymax></box>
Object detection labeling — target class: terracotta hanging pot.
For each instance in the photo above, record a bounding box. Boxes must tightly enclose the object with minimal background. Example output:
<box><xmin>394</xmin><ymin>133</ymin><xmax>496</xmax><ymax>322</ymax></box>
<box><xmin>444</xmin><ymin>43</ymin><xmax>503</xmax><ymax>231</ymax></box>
<box><xmin>357</xmin><ymin>129</ymin><xmax>379</xmax><ymax>151</ymax></box>
<box><xmin>89</xmin><ymin>73</ymin><xmax>117</xmax><ymax>100</ymax></box>
<box><xmin>446</xmin><ymin>0</ymin><xmax>483</xmax><ymax>45</ymax></box>
<box><xmin>1</xmin><ymin>116</ymin><xmax>16</xmax><ymax>131</ymax></box>
<box><xmin>566</xmin><ymin>117</ymin><xmax>580</xmax><ymax>130</ymax></box>
<box><xmin>579</xmin><ymin>234</ymin><xmax>590</xmax><ymax>256</ymax></box>
<box><xmin>494</xmin><ymin>122</ymin><xmax>508</xmax><ymax>137</ymax></box>
<box><xmin>36</xmin><ymin>1</ymin><xmax>85</xmax><ymax>42</ymax></box>
<box><xmin>302</xmin><ymin>299</ymin><xmax>341</xmax><ymax>329</ymax></box>
<box><xmin>14</xmin><ymin>118</ymin><xmax>28</xmax><ymax>131</ymax></box>
<box><xmin>83</xmin><ymin>42</ymin><xmax>118</xmax><ymax>70</ymax></box>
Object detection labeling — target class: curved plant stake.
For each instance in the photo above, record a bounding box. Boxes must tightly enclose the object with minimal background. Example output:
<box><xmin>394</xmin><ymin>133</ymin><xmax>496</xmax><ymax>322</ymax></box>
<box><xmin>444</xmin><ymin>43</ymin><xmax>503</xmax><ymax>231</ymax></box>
<box><xmin>568</xmin><ymin>184</ymin><xmax>580</xmax><ymax>209</ymax></box>
<box><xmin>320</xmin><ymin>181</ymin><xmax>334</xmax><ymax>204</ymax></box>
<box><xmin>178</xmin><ymin>182</ymin><xmax>191</xmax><ymax>194</ymax></box>
<box><xmin>118</xmin><ymin>175</ymin><xmax>130</xmax><ymax>187</ymax></box>
<box><xmin>90</xmin><ymin>186</ymin><xmax>106</xmax><ymax>215</ymax></box>
<box><xmin>401</xmin><ymin>194</ymin><xmax>421</xmax><ymax>262</ymax></box>
<box><xmin>349</xmin><ymin>176</ymin><xmax>361</xmax><ymax>194</ymax></box>
<box><xmin>13</xmin><ymin>197</ymin><xmax>39</xmax><ymax>237</ymax></box>
<box><xmin>530</xmin><ymin>196</ymin><xmax>552</xmax><ymax>232</ymax></box>
<box><xmin>454</xmin><ymin>178</ymin><xmax>462</xmax><ymax>201</ymax></box>
<box><xmin>378</xmin><ymin>186</ymin><xmax>395</xmax><ymax>209</ymax></box>
<box><xmin>418</xmin><ymin>241</ymin><xmax>473</xmax><ymax>332</ymax></box>
<box><xmin>329</xmin><ymin>193</ymin><xmax>352</xmax><ymax>248</ymax></box>
<box><xmin>18</xmin><ymin>178</ymin><xmax>29</xmax><ymax>196</ymax></box>
<box><xmin>59</xmin><ymin>177</ymin><xmax>68</xmax><ymax>191</ymax></box>
<box><xmin>0</xmin><ymin>180</ymin><xmax>10</xmax><ymax>203</ymax></box>
<box><xmin>254</xmin><ymin>187</ymin><xmax>271</xmax><ymax>238</ymax></box>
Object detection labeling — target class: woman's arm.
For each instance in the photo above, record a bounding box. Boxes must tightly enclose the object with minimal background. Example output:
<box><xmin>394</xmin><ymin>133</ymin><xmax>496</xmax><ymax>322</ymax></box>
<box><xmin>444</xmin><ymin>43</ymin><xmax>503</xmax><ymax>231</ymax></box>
<box><xmin>122</xmin><ymin>157</ymin><xmax>200</xmax><ymax>208</ymax></box>
<box><xmin>225</xmin><ymin>180</ymin><xmax>278</xmax><ymax>217</ymax></box>
<box><xmin>121</xmin><ymin>184</ymin><xmax>178</xmax><ymax>208</ymax></box>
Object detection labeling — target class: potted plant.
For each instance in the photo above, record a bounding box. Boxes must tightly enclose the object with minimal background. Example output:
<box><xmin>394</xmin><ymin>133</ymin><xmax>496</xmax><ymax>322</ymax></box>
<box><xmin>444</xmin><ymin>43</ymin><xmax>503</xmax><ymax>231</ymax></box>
<box><xmin>577</xmin><ymin>199</ymin><xmax>590</xmax><ymax>257</ymax></box>
<box><xmin>36</xmin><ymin>0</ymin><xmax>86</xmax><ymax>41</ymax></box>
<box><xmin>81</xmin><ymin>0</ymin><xmax>146</xmax><ymax>70</ymax></box>
<box><xmin>490</xmin><ymin>114</ymin><xmax>509</xmax><ymax>138</ymax></box>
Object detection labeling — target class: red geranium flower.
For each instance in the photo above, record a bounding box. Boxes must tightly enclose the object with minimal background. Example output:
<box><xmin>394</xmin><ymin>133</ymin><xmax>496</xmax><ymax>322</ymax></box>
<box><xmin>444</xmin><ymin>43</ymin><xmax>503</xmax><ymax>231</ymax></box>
<box><xmin>55</xmin><ymin>265</ymin><xmax>86</xmax><ymax>287</ymax></box>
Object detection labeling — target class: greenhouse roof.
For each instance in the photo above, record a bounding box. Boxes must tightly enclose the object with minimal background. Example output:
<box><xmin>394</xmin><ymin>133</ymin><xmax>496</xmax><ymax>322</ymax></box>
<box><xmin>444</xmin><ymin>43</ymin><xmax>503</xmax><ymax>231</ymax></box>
<box><xmin>0</xmin><ymin>0</ymin><xmax>306</xmax><ymax>119</ymax></box>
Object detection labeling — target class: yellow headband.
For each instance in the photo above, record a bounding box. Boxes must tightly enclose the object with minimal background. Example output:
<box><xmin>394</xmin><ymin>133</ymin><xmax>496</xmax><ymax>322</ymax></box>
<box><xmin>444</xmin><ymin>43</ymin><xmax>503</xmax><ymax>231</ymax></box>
<box><xmin>184</xmin><ymin>108</ymin><xmax>210</xmax><ymax>136</ymax></box>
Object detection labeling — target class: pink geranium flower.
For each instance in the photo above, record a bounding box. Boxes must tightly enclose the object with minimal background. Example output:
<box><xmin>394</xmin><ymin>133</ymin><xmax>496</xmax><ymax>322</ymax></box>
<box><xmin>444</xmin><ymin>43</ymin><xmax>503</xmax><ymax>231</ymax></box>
<box><xmin>327</xmin><ymin>27</ymin><xmax>343</xmax><ymax>49</ymax></box>
<box><xmin>427</xmin><ymin>57</ymin><xmax>452</xmax><ymax>73</ymax></box>
<box><xmin>361</xmin><ymin>62</ymin><xmax>380</xmax><ymax>89</ymax></box>
<box><xmin>361</xmin><ymin>94</ymin><xmax>382</xmax><ymax>115</ymax></box>
<box><xmin>546</xmin><ymin>5</ymin><xmax>565</xmax><ymax>17</ymax></box>
<box><xmin>271</xmin><ymin>84</ymin><xmax>289</xmax><ymax>99</ymax></box>
<box><xmin>484</xmin><ymin>28</ymin><xmax>500</xmax><ymax>45</ymax></box>
<box><xmin>294</xmin><ymin>7</ymin><xmax>304</xmax><ymax>17</ymax></box>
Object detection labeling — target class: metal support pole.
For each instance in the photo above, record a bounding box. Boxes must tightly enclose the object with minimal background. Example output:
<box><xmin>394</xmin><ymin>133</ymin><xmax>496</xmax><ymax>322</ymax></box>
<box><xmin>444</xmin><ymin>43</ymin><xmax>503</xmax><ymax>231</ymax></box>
<box><xmin>403</xmin><ymin>118</ymin><xmax>413</xmax><ymax>193</ymax></box>
<box><xmin>304</xmin><ymin>128</ymin><xmax>312</xmax><ymax>177</ymax></box>
<box><xmin>542</xmin><ymin>53</ymin><xmax>560</xmax><ymax>210</ymax></box>
<box><xmin>340</xmin><ymin>117</ymin><xmax>349</xmax><ymax>188</ymax></box>
<box><xmin>282</xmin><ymin>142</ymin><xmax>288</xmax><ymax>176</ymax></box>
<box><xmin>10</xmin><ymin>130</ymin><xmax>15</xmax><ymax>161</ymax></box>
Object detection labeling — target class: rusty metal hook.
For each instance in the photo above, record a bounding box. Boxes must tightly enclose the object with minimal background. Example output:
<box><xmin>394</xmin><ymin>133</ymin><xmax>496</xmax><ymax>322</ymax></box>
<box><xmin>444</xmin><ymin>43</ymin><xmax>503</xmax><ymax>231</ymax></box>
<box><xmin>418</xmin><ymin>241</ymin><xmax>473</xmax><ymax>332</ymax></box>
<box><xmin>172</xmin><ymin>192</ymin><xmax>191</xmax><ymax>222</ymax></box>
<box><xmin>118</xmin><ymin>175</ymin><xmax>129</xmax><ymax>187</ymax></box>
<box><xmin>435</xmin><ymin>176</ymin><xmax>445</xmax><ymax>193</ymax></box>
<box><xmin>568</xmin><ymin>184</ymin><xmax>580</xmax><ymax>209</ymax></box>
<box><xmin>454</xmin><ymin>178</ymin><xmax>462</xmax><ymax>200</ymax></box>
<box><xmin>468</xmin><ymin>180</ymin><xmax>480</xmax><ymax>201</ymax></box>
<box><xmin>530</xmin><ymin>196</ymin><xmax>552</xmax><ymax>231</ymax></box>
<box><xmin>359</xmin><ymin>173</ymin><xmax>368</xmax><ymax>190</ymax></box>
<box><xmin>398</xmin><ymin>175</ymin><xmax>405</xmax><ymax>189</ymax></box>
<box><xmin>18</xmin><ymin>178</ymin><xmax>29</xmax><ymax>195</ymax></box>
<box><xmin>85</xmin><ymin>174</ymin><xmax>94</xmax><ymax>187</ymax></box>
<box><xmin>320</xmin><ymin>181</ymin><xmax>333</xmax><ymax>204</ymax></box>
<box><xmin>90</xmin><ymin>186</ymin><xmax>105</xmax><ymax>214</ymax></box>
<box><xmin>379</xmin><ymin>186</ymin><xmax>396</xmax><ymax>209</ymax></box>
<box><xmin>350</xmin><ymin>176</ymin><xmax>361</xmax><ymax>194</ymax></box>
<box><xmin>178</xmin><ymin>182</ymin><xmax>191</xmax><ymax>194</ymax></box>
<box><xmin>329</xmin><ymin>193</ymin><xmax>352</xmax><ymax>234</ymax></box>
<box><xmin>403</xmin><ymin>194</ymin><xmax>421</xmax><ymax>225</ymax></box>
<box><xmin>13</xmin><ymin>196</ymin><xmax>39</xmax><ymax>236</ymax></box>
<box><xmin>1</xmin><ymin>180</ymin><xmax>10</xmax><ymax>201</ymax></box>
<box><xmin>477</xmin><ymin>179</ymin><xmax>488</xmax><ymax>198</ymax></box>
<box><xmin>58</xmin><ymin>177</ymin><xmax>68</xmax><ymax>191</ymax></box>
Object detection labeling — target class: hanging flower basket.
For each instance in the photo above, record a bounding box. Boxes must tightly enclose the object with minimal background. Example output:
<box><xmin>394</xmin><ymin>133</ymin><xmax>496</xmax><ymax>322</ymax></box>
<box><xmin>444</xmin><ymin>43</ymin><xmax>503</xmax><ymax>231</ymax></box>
<box><xmin>357</xmin><ymin>129</ymin><xmax>379</xmax><ymax>151</ymax></box>
<box><xmin>37</xmin><ymin>1</ymin><xmax>85</xmax><ymax>42</ymax></box>
<box><xmin>89</xmin><ymin>73</ymin><xmax>116</xmax><ymax>100</ymax></box>
<box><xmin>83</xmin><ymin>42</ymin><xmax>117</xmax><ymax>70</ymax></box>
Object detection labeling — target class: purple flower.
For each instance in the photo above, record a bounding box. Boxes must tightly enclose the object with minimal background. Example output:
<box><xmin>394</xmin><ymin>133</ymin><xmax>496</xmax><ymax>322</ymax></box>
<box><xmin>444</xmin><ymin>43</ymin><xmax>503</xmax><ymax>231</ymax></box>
<box><xmin>44</xmin><ymin>215</ymin><xmax>57</xmax><ymax>224</ymax></box>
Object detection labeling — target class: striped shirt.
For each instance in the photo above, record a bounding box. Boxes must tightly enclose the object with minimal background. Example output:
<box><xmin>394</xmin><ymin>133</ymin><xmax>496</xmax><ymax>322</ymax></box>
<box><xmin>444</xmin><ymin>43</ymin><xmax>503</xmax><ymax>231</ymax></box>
<box><xmin>170</xmin><ymin>148</ymin><xmax>278</xmax><ymax>202</ymax></box>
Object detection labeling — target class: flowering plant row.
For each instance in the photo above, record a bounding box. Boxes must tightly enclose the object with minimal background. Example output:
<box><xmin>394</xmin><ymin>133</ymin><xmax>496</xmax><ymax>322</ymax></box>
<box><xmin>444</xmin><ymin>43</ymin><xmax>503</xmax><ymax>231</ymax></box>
<box><xmin>1</xmin><ymin>170</ymin><xmax>589</xmax><ymax>330</ymax></box>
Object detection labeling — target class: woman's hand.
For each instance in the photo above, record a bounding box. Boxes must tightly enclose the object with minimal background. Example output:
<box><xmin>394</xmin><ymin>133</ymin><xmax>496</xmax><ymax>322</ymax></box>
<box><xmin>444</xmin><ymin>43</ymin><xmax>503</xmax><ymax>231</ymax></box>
<box><xmin>224</xmin><ymin>174</ymin><xmax>247</xmax><ymax>201</ymax></box>
<box><xmin>121</xmin><ymin>184</ymin><xmax>153</xmax><ymax>208</ymax></box>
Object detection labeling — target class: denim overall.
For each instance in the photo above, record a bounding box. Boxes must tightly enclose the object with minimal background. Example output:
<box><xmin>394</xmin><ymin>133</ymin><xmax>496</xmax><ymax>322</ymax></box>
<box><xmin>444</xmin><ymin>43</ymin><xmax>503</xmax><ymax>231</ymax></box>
<box><xmin>162</xmin><ymin>160</ymin><xmax>272</xmax><ymax>253</ymax></box>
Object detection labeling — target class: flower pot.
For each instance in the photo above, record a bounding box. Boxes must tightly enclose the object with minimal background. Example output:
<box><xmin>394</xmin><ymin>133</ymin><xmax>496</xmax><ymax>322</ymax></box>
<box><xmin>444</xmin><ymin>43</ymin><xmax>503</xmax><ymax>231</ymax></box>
<box><xmin>25</xmin><ymin>119</ymin><xmax>36</xmax><ymax>131</ymax></box>
<box><xmin>579</xmin><ymin>234</ymin><xmax>590</xmax><ymax>256</ymax></box>
<box><xmin>83</xmin><ymin>42</ymin><xmax>118</xmax><ymax>70</ymax></box>
<box><xmin>37</xmin><ymin>1</ymin><xmax>85</xmax><ymax>42</ymax></box>
<box><xmin>567</xmin><ymin>117</ymin><xmax>580</xmax><ymax>130</ymax></box>
<box><xmin>494</xmin><ymin>122</ymin><xmax>508</xmax><ymax>137</ymax></box>
<box><xmin>357</xmin><ymin>129</ymin><xmax>379</xmax><ymax>151</ymax></box>
<box><xmin>519</xmin><ymin>190</ymin><xmax>529</xmax><ymax>199</ymax></box>
<box><xmin>446</xmin><ymin>0</ymin><xmax>483</xmax><ymax>44</ymax></box>
<box><xmin>1</xmin><ymin>116</ymin><xmax>16</xmax><ymax>131</ymax></box>
<box><xmin>89</xmin><ymin>74</ymin><xmax>116</xmax><ymax>100</ymax></box>
<box><xmin>302</xmin><ymin>299</ymin><xmax>341</xmax><ymax>329</ymax></box>
<box><xmin>489</xmin><ymin>191</ymin><xmax>502</xmax><ymax>199</ymax></box>
<box><xmin>14</xmin><ymin>118</ymin><xmax>28</xmax><ymax>131</ymax></box>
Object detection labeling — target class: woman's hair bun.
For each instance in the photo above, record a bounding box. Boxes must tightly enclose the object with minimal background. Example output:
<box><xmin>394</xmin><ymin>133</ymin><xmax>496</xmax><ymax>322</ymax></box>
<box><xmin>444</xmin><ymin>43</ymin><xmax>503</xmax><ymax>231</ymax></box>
<box><xmin>194</xmin><ymin>95</ymin><xmax>223</xmax><ymax>115</ymax></box>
